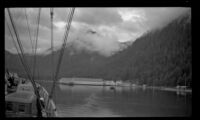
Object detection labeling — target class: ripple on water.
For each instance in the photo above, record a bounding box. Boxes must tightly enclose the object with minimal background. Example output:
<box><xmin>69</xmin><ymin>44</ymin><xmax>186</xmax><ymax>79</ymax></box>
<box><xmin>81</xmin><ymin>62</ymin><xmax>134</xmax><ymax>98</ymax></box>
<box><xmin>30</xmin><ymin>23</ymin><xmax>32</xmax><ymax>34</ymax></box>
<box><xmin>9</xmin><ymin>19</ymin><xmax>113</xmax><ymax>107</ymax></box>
<box><xmin>56</xmin><ymin>103</ymin><xmax>121</xmax><ymax>117</ymax></box>
<box><xmin>56</xmin><ymin>93</ymin><xmax>121</xmax><ymax>117</ymax></box>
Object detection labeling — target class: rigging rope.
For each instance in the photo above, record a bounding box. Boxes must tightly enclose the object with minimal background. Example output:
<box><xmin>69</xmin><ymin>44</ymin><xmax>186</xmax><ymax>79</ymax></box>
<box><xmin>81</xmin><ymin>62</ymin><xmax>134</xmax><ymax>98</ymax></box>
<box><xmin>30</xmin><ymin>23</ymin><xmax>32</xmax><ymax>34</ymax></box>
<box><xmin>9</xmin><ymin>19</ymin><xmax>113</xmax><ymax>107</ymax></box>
<box><xmin>6</xmin><ymin>20</ymin><xmax>30</xmax><ymax>80</ymax></box>
<box><xmin>6</xmin><ymin>9</ymin><xmax>45</xmax><ymax>115</ymax></box>
<box><xmin>7</xmin><ymin>8</ymin><xmax>33</xmax><ymax>82</ymax></box>
<box><xmin>6</xmin><ymin>20</ymin><xmax>20</xmax><ymax>55</ymax></box>
<box><xmin>24</xmin><ymin>8</ymin><xmax>34</xmax><ymax>54</ymax></box>
<box><xmin>32</xmin><ymin>8</ymin><xmax>41</xmax><ymax>83</ymax></box>
<box><xmin>7</xmin><ymin>8</ymin><xmax>75</xmax><ymax>116</ymax></box>
<box><xmin>49</xmin><ymin>8</ymin><xmax>75</xmax><ymax>99</ymax></box>
<box><xmin>24</xmin><ymin>8</ymin><xmax>35</xmax><ymax>78</ymax></box>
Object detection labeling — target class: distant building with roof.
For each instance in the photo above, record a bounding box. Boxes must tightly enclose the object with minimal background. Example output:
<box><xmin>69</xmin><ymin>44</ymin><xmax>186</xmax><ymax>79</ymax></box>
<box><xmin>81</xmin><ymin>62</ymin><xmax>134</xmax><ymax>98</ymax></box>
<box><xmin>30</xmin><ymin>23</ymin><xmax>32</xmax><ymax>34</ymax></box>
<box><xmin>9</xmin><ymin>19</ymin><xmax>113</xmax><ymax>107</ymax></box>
<box><xmin>59</xmin><ymin>78</ymin><xmax>126</xmax><ymax>86</ymax></box>
<box><xmin>59</xmin><ymin>78</ymin><xmax>133</xmax><ymax>87</ymax></box>
<box><xmin>59</xmin><ymin>78</ymin><xmax>104</xmax><ymax>86</ymax></box>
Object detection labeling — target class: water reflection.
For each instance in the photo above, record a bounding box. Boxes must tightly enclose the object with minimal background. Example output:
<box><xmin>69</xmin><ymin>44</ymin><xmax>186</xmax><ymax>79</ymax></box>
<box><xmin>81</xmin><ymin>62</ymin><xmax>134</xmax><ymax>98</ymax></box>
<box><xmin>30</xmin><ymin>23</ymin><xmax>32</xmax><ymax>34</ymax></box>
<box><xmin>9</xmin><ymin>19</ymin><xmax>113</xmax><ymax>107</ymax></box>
<box><xmin>176</xmin><ymin>90</ymin><xmax>187</xmax><ymax>96</ymax></box>
<box><xmin>57</xmin><ymin>84</ymin><xmax>120</xmax><ymax>117</ymax></box>
<box><xmin>38</xmin><ymin>81</ymin><xmax>192</xmax><ymax>117</ymax></box>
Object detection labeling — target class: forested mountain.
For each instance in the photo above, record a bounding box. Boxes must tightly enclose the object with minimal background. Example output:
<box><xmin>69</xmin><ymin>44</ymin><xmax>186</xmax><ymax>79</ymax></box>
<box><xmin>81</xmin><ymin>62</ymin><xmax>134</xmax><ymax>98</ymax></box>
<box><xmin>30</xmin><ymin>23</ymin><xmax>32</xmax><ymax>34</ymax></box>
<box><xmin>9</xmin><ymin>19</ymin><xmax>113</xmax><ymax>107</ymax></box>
<box><xmin>102</xmin><ymin>11</ymin><xmax>191</xmax><ymax>87</ymax></box>
<box><xmin>5</xmin><ymin>11</ymin><xmax>191</xmax><ymax>87</ymax></box>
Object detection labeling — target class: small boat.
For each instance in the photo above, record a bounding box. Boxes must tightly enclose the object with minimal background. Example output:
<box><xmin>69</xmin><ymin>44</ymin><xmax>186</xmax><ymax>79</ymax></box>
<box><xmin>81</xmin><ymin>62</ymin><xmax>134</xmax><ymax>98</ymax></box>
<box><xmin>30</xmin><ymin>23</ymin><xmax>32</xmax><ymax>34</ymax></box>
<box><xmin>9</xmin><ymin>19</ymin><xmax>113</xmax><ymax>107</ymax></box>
<box><xmin>68</xmin><ymin>82</ymin><xmax>74</xmax><ymax>86</ymax></box>
<box><xmin>110</xmin><ymin>86</ymin><xmax>115</xmax><ymax>90</ymax></box>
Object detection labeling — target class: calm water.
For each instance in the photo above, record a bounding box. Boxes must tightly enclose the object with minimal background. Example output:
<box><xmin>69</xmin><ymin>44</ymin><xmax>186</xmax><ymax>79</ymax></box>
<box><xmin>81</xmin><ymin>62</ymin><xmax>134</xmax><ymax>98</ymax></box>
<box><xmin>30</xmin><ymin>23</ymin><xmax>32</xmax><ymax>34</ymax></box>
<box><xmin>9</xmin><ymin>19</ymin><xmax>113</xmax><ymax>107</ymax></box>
<box><xmin>38</xmin><ymin>81</ymin><xmax>192</xmax><ymax>117</ymax></box>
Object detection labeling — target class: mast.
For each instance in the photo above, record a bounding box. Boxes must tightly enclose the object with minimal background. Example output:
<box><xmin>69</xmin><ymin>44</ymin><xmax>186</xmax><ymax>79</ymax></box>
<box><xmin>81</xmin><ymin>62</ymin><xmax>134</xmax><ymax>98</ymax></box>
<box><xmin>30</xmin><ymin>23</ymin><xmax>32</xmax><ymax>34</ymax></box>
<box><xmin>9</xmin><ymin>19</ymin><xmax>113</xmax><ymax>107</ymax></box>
<box><xmin>50</xmin><ymin>8</ymin><xmax>54</xmax><ymax>87</ymax></box>
<box><xmin>49</xmin><ymin>8</ymin><xmax>75</xmax><ymax>99</ymax></box>
<box><xmin>50</xmin><ymin>7</ymin><xmax>56</xmax><ymax>105</ymax></box>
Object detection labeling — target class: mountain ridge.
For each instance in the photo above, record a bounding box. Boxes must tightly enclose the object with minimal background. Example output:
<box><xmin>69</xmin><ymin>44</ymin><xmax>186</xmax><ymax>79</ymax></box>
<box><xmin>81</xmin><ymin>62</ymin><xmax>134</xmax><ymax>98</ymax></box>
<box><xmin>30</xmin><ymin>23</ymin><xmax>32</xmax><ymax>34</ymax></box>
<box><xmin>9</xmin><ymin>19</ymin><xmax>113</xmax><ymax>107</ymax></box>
<box><xmin>5</xmin><ymin>11</ymin><xmax>191</xmax><ymax>87</ymax></box>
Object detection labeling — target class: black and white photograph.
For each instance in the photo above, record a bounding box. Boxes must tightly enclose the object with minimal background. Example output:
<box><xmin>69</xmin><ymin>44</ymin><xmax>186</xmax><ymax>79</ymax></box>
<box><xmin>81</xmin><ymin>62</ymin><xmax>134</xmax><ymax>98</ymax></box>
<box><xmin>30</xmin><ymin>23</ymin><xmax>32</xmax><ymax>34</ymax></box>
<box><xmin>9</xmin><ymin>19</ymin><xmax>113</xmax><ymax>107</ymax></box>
<box><xmin>5</xmin><ymin>6</ymin><xmax>192</xmax><ymax>117</ymax></box>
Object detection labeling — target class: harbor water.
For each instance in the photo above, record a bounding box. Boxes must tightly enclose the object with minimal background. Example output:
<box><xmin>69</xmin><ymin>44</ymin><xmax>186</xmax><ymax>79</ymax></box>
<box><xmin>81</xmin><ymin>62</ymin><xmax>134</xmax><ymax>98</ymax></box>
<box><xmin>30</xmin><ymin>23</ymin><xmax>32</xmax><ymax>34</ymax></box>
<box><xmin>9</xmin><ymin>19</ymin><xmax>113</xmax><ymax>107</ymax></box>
<box><xmin>38</xmin><ymin>80</ymin><xmax>192</xmax><ymax>117</ymax></box>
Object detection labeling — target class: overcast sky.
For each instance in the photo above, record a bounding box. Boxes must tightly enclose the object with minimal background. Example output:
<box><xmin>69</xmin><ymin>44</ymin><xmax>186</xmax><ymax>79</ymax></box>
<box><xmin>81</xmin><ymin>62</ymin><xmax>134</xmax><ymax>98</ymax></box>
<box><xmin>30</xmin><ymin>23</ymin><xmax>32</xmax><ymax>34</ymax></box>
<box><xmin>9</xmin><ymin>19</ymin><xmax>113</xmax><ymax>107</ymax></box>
<box><xmin>5</xmin><ymin>7</ymin><xmax>190</xmax><ymax>56</ymax></box>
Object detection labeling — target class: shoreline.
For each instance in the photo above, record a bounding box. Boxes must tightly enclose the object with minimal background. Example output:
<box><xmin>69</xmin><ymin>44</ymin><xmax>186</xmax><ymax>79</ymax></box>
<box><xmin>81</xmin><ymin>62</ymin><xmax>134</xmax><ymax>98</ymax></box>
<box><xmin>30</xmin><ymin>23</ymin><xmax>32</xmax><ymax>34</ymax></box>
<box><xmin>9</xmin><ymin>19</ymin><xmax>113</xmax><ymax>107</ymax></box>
<box><xmin>35</xmin><ymin>80</ymin><xmax>192</xmax><ymax>93</ymax></box>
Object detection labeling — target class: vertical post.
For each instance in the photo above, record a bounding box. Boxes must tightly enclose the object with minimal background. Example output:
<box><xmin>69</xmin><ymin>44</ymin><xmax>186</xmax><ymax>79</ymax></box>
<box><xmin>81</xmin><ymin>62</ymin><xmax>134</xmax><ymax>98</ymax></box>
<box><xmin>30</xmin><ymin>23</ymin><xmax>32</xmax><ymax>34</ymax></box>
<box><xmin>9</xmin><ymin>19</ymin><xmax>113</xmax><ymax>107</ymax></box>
<box><xmin>50</xmin><ymin>8</ymin><xmax>54</xmax><ymax>82</ymax></box>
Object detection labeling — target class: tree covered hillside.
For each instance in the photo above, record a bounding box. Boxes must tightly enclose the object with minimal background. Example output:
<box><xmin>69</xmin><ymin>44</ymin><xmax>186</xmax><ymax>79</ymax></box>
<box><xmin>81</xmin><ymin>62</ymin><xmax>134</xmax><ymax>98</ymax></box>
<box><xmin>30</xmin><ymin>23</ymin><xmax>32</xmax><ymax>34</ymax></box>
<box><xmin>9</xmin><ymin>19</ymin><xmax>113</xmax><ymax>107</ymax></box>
<box><xmin>103</xmin><ymin>12</ymin><xmax>191</xmax><ymax>87</ymax></box>
<box><xmin>5</xmin><ymin>11</ymin><xmax>191</xmax><ymax>87</ymax></box>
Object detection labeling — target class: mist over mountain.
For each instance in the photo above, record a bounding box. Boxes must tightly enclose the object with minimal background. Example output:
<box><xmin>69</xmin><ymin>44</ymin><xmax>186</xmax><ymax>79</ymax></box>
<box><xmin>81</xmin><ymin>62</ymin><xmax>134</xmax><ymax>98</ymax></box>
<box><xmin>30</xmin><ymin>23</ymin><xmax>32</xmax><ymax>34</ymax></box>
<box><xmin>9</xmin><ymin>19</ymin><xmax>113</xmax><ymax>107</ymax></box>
<box><xmin>5</xmin><ymin>11</ymin><xmax>191</xmax><ymax>87</ymax></box>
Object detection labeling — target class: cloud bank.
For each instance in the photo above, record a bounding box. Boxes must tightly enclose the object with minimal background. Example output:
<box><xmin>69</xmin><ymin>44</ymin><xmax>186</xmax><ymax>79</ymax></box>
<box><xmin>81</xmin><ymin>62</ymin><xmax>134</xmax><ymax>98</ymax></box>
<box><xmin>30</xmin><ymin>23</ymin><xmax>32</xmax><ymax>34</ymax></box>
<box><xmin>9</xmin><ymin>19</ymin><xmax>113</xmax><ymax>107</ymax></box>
<box><xmin>5</xmin><ymin>7</ymin><xmax>190</xmax><ymax>56</ymax></box>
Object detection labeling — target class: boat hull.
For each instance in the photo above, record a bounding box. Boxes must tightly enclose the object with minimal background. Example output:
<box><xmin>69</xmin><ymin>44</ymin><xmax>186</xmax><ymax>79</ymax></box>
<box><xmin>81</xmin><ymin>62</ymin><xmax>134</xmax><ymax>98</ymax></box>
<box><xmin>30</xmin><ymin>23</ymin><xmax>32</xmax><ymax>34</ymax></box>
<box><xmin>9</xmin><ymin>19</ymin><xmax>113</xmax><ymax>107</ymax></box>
<box><xmin>5</xmin><ymin>81</ymin><xmax>57</xmax><ymax>117</ymax></box>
